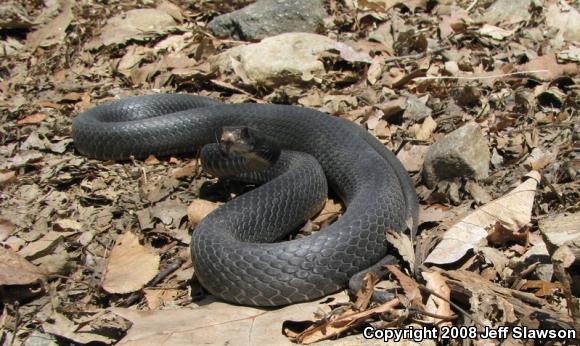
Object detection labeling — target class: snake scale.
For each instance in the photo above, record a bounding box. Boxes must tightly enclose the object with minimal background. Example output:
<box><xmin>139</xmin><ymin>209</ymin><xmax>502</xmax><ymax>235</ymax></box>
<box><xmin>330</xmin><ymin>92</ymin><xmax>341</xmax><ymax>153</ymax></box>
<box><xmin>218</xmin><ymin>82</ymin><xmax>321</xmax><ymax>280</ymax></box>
<box><xmin>72</xmin><ymin>94</ymin><xmax>419</xmax><ymax>306</ymax></box>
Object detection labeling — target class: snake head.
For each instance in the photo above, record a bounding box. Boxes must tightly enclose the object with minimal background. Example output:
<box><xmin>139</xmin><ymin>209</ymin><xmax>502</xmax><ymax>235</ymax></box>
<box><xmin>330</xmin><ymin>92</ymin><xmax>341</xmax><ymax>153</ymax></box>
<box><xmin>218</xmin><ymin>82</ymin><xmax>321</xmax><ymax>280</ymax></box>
<box><xmin>219</xmin><ymin>126</ymin><xmax>280</xmax><ymax>169</ymax></box>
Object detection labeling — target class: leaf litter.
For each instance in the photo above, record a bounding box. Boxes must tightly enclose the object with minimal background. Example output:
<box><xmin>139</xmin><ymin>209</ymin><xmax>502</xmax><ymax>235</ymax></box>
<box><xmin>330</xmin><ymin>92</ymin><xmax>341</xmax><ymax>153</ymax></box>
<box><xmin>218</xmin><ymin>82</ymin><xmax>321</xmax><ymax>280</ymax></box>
<box><xmin>0</xmin><ymin>0</ymin><xmax>578</xmax><ymax>345</ymax></box>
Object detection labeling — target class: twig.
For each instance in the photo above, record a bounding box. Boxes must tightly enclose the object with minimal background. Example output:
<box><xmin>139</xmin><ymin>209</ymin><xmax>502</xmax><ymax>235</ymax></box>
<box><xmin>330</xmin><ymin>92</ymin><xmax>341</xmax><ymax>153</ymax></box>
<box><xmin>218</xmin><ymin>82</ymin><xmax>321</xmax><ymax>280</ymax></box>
<box><xmin>417</xmin><ymin>283</ymin><xmax>486</xmax><ymax>328</ymax></box>
<box><xmin>409</xmin><ymin>307</ymin><xmax>458</xmax><ymax>322</ymax></box>
<box><xmin>415</xmin><ymin>70</ymin><xmax>549</xmax><ymax>81</ymax></box>
<box><xmin>383</xmin><ymin>46</ymin><xmax>447</xmax><ymax>63</ymax></box>
<box><xmin>9</xmin><ymin>302</ymin><xmax>19</xmax><ymax>346</ymax></box>
<box><xmin>466</xmin><ymin>0</ymin><xmax>479</xmax><ymax>12</ymax></box>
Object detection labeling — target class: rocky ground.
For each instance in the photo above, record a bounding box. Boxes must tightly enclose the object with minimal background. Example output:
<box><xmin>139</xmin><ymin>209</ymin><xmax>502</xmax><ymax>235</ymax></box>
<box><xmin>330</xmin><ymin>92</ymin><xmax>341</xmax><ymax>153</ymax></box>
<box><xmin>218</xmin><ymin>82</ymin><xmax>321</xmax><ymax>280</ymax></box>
<box><xmin>0</xmin><ymin>0</ymin><xmax>578</xmax><ymax>345</ymax></box>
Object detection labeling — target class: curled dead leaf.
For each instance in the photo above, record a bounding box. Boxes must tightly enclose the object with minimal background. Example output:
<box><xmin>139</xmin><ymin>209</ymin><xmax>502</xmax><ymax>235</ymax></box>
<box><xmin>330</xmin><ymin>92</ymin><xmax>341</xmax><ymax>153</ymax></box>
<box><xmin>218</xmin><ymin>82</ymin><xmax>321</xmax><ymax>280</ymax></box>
<box><xmin>102</xmin><ymin>232</ymin><xmax>160</xmax><ymax>294</ymax></box>
<box><xmin>188</xmin><ymin>199</ymin><xmax>221</xmax><ymax>226</ymax></box>
<box><xmin>425</xmin><ymin>171</ymin><xmax>540</xmax><ymax>265</ymax></box>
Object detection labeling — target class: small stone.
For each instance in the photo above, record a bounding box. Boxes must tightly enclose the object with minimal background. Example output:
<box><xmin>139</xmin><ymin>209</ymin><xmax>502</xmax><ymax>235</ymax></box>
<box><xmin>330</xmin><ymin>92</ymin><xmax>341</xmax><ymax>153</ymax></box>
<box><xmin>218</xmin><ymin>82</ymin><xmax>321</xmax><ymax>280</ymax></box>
<box><xmin>422</xmin><ymin>122</ymin><xmax>490</xmax><ymax>188</ymax></box>
<box><xmin>403</xmin><ymin>95</ymin><xmax>432</xmax><ymax>121</ymax></box>
<box><xmin>481</xmin><ymin>0</ymin><xmax>532</xmax><ymax>25</ymax></box>
<box><xmin>208</xmin><ymin>0</ymin><xmax>327</xmax><ymax>41</ymax></box>
<box><xmin>444</xmin><ymin>61</ymin><xmax>459</xmax><ymax>75</ymax></box>
<box><xmin>522</xmin><ymin>243</ymin><xmax>553</xmax><ymax>282</ymax></box>
<box><xmin>396</xmin><ymin>144</ymin><xmax>430</xmax><ymax>172</ymax></box>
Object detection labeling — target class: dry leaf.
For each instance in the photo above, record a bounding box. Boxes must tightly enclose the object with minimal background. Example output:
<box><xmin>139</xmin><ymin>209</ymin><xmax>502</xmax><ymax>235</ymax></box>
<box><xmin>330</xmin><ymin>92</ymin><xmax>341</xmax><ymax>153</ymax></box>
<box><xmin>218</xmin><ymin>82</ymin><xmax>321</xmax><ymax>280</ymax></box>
<box><xmin>409</xmin><ymin>115</ymin><xmax>437</xmax><ymax>140</ymax></box>
<box><xmin>113</xmin><ymin>292</ymin><xmax>348</xmax><ymax>345</ymax></box>
<box><xmin>422</xmin><ymin>271</ymin><xmax>453</xmax><ymax>324</ymax></box>
<box><xmin>538</xmin><ymin>212</ymin><xmax>580</xmax><ymax>248</ymax></box>
<box><xmin>102</xmin><ymin>232</ymin><xmax>160</xmax><ymax>294</ymax></box>
<box><xmin>425</xmin><ymin>171</ymin><xmax>540</xmax><ymax>265</ymax></box>
<box><xmin>517</xmin><ymin>54</ymin><xmax>578</xmax><ymax>81</ymax></box>
<box><xmin>87</xmin><ymin>8</ymin><xmax>177</xmax><ymax>49</ymax></box>
<box><xmin>0</xmin><ymin>171</ymin><xmax>16</xmax><ymax>186</ymax></box>
<box><xmin>520</xmin><ymin>280</ymin><xmax>562</xmax><ymax>297</ymax></box>
<box><xmin>478</xmin><ymin>24</ymin><xmax>515</xmax><ymax>41</ymax></box>
<box><xmin>354</xmin><ymin>272</ymin><xmax>378</xmax><ymax>311</ymax></box>
<box><xmin>16</xmin><ymin>113</ymin><xmax>47</xmax><ymax>125</ymax></box>
<box><xmin>385</xmin><ymin>229</ymin><xmax>415</xmax><ymax>269</ymax></box>
<box><xmin>287</xmin><ymin>298</ymin><xmax>401</xmax><ymax>344</ymax></box>
<box><xmin>0</xmin><ymin>247</ymin><xmax>44</xmax><ymax>286</ymax></box>
<box><xmin>43</xmin><ymin>312</ymin><xmax>115</xmax><ymax>344</ymax></box>
<box><xmin>18</xmin><ymin>230</ymin><xmax>77</xmax><ymax>259</ymax></box>
<box><xmin>187</xmin><ymin>199</ymin><xmax>221</xmax><ymax>226</ymax></box>
<box><xmin>487</xmin><ymin>221</ymin><xmax>527</xmax><ymax>246</ymax></box>
<box><xmin>26</xmin><ymin>0</ymin><xmax>73</xmax><ymax>49</ymax></box>
<box><xmin>385</xmin><ymin>265</ymin><xmax>422</xmax><ymax>307</ymax></box>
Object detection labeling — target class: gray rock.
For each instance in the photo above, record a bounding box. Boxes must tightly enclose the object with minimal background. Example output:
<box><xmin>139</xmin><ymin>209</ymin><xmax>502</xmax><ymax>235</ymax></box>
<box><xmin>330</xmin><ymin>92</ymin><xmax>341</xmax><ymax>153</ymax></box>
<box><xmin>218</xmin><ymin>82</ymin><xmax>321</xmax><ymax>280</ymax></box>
<box><xmin>481</xmin><ymin>0</ymin><xmax>531</xmax><ymax>25</ymax></box>
<box><xmin>208</xmin><ymin>0</ymin><xmax>327</xmax><ymax>41</ymax></box>
<box><xmin>211</xmin><ymin>33</ymin><xmax>337</xmax><ymax>87</ymax></box>
<box><xmin>522</xmin><ymin>243</ymin><xmax>553</xmax><ymax>282</ymax></box>
<box><xmin>422</xmin><ymin>122</ymin><xmax>490</xmax><ymax>188</ymax></box>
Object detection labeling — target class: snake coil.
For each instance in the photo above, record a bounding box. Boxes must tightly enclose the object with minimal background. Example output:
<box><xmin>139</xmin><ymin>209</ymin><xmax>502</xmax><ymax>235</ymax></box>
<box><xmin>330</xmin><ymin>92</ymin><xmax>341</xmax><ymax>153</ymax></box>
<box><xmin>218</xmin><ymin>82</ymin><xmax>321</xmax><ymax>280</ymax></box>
<box><xmin>72</xmin><ymin>94</ymin><xmax>418</xmax><ymax>306</ymax></box>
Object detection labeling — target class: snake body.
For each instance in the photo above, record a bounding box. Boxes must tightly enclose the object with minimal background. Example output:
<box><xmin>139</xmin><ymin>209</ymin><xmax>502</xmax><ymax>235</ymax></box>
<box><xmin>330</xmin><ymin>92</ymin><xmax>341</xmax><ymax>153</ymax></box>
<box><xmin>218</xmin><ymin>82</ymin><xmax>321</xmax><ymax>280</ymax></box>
<box><xmin>72</xmin><ymin>94</ymin><xmax>418</xmax><ymax>306</ymax></box>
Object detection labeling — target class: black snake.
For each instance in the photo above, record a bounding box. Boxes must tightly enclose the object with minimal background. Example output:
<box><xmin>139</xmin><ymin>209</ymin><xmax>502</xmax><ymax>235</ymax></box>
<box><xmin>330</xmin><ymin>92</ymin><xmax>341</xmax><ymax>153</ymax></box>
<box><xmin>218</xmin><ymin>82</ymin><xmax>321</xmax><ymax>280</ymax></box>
<box><xmin>72</xmin><ymin>94</ymin><xmax>418</xmax><ymax>306</ymax></box>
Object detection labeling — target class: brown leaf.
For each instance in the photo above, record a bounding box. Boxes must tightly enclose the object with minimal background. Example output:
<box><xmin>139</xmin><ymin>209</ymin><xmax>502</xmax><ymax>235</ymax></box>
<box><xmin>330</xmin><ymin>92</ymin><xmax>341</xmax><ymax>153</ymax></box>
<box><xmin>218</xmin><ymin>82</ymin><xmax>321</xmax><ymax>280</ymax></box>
<box><xmin>425</xmin><ymin>171</ymin><xmax>540</xmax><ymax>265</ymax></box>
<box><xmin>86</xmin><ymin>8</ymin><xmax>177</xmax><ymax>49</ymax></box>
<box><xmin>354</xmin><ymin>272</ymin><xmax>378</xmax><ymax>311</ymax></box>
<box><xmin>113</xmin><ymin>292</ymin><xmax>348</xmax><ymax>345</ymax></box>
<box><xmin>385</xmin><ymin>229</ymin><xmax>415</xmax><ymax>270</ymax></box>
<box><xmin>26</xmin><ymin>0</ymin><xmax>73</xmax><ymax>49</ymax></box>
<box><xmin>517</xmin><ymin>54</ymin><xmax>579</xmax><ymax>81</ymax></box>
<box><xmin>520</xmin><ymin>280</ymin><xmax>562</xmax><ymax>297</ymax></box>
<box><xmin>0</xmin><ymin>218</ymin><xmax>16</xmax><ymax>241</ymax></box>
<box><xmin>423</xmin><ymin>271</ymin><xmax>454</xmax><ymax>323</ymax></box>
<box><xmin>0</xmin><ymin>246</ymin><xmax>44</xmax><ymax>286</ymax></box>
<box><xmin>187</xmin><ymin>199</ymin><xmax>220</xmax><ymax>226</ymax></box>
<box><xmin>16</xmin><ymin>113</ymin><xmax>47</xmax><ymax>125</ymax></box>
<box><xmin>102</xmin><ymin>232</ymin><xmax>160</xmax><ymax>294</ymax></box>
<box><xmin>0</xmin><ymin>171</ymin><xmax>17</xmax><ymax>186</ymax></box>
<box><xmin>287</xmin><ymin>298</ymin><xmax>400</xmax><ymax>344</ymax></box>
<box><xmin>42</xmin><ymin>312</ymin><xmax>115</xmax><ymax>344</ymax></box>
<box><xmin>487</xmin><ymin>221</ymin><xmax>527</xmax><ymax>246</ymax></box>
<box><xmin>385</xmin><ymin>265</ymin><xmax>423</xmax><ymax>308</ymax></box>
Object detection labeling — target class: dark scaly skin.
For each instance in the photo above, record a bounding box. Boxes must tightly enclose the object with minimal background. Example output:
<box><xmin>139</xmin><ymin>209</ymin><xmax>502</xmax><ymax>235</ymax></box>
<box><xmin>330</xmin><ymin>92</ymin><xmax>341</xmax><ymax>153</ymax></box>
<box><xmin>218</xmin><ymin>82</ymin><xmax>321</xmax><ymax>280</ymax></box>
<box><xmin>72</xmin><ymin>94</ymin><xmax>419</xmax><ymax>306</ymax></box>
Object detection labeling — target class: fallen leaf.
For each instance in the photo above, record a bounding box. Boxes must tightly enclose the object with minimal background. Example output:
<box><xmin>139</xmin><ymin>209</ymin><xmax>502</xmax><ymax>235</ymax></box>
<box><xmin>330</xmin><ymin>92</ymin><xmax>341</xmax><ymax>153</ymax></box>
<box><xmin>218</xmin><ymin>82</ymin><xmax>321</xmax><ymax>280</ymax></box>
<box><xmin>287</xmin><ymin>298</ymin><xmax>401</xmax><ymax>344</ymax></box>
<box><xmin>409</xmin><ymin>115</ymin><xmax>437</xmax><ymax>140</ymax></box>
<box><xmin>385</xmin><ymin>229</ymin><xmax>415</xmax><ymax>270</ymax></box>
<box><xmin>487</xmin><ymin>221</ymin><xmax>527</xmax><ymax>246</ymax></box>
<box><xmin>0</xmin><ymin>247</ymin><xmax>44</xmax><ymax>286</ymax></box>
<box><xmin>354</xmin><ymin>272</ymin><xmax>379</xmax><ymax>311</ymax></box>
<box><xmin>520</xmin><ymin>280</ymin><xmax>562</xmax><ymax>297</ymax></box>
<box><xmin>0</xmin><ymin>171</ymin><xmax>16</xmax><ymax>186</ymax></box>
<box><xmin>478</xmin><ymin>24</ymin><xmax>515</xmax><ymax>41</ymax></box>
<box><xmin>187</xmin><ymin>199</ymin><xmax>221</xmax><ymax>226</ymax></box>
<box><xmin>396</xmin><ymin>144</ymin><xmax>430</xmax><ymax>172</ymax></box>
<box><xmin>312</xmin><ymin>198</ymin><xmax>342</xmax><ymax>226</ymax></box>
<box><xmin>113</xmin><ymin>292</ymin><xmax>348</xmax><ymax>345</ymax></box>
<box><xmin>0</xmin><ymin>218</ymin><xmax>16</xmax><ymax>241</ymax></box>
<box><xmin>16</xmin><ymin>113</ymin><xmax>47</xmax><ymax>125</ymax></box>
<box><xmin>18</xmin><ymin>230</ymin><xmax>76</xmax><ymax>260</ymax></box>
<box><xmin>43</xmin><ymin>312</ymin><xmax>115</xmax><ymax>344</ymax></box>
<box><xmin>538</xmin><ymin>212</ymin><xmax>579</xmax><ymax>247</ymax></box>
<box><xmin>517</xmin><ymin>54</ymin><xmax>578</xmax><ymax>81</ymax></box>
<box><xmin>425</xmin><ymin>171</ymin><xmax>540</xmax><ymax>265</ymax></box>
<box><xmin>102</xmin><ymin>232</ymin><xmax>160</xmax><ymax>294</ymax></box>
<box><xmin>26</xmin><ymin>0</ymin><xmax>73</xmax><ymax>49</ymax></box>
<box><xmin>422</xmin><ymin>271</ymin><xmax>453</xmax><ymax>324</ymax></box>
<box><xmin>87</xmin><ymin>8</ymin><xmax>178</xmax><ymax>49</ymax></box>
<box><xmin>385</xmin><ymin>265</ymin><xmax>422</xmax><ymax>307</ymax></box>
